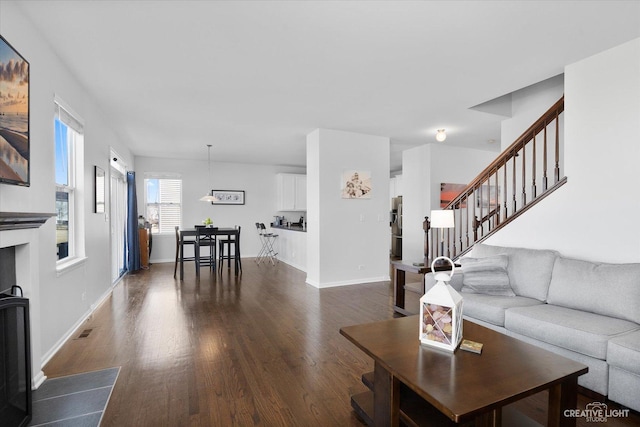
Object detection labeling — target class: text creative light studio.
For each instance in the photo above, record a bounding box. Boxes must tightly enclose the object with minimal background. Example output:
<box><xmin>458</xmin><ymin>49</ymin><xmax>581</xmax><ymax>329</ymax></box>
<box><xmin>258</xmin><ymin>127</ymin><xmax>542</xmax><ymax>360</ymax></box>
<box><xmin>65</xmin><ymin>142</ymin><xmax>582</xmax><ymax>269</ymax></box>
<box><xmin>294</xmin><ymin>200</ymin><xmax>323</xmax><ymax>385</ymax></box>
<box><xmin>564</xmin><ymin>402</ymin><xmax>630</xmax><ymax>423</ymax></box>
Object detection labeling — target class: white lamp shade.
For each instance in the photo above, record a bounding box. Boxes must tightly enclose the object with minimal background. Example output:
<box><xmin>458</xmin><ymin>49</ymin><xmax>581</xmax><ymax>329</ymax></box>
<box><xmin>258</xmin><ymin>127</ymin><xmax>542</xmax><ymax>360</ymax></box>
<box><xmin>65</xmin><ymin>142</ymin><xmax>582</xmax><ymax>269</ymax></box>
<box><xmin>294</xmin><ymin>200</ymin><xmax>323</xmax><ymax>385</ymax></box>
<box><xmin>430</xmin><ymin>209</ymin><xmax>454</xmax><ymax>228</ymax></box>
<box><xmin>200</xmin><ymin>194</ymin><xmax>219</xmax><ymax>202</ymax></box>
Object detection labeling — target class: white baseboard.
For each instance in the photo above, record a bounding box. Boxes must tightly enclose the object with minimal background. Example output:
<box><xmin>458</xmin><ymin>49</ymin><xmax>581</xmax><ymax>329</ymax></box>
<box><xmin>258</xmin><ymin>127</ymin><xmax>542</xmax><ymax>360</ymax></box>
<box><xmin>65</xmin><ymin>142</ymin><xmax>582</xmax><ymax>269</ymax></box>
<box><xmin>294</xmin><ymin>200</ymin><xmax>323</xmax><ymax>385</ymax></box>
<box><xmin>305</xmin><ymin>275</ymin><xmax>389</xmax><ymax>288</ymax></box>
<box><xmin>32</xmin><ymin>370</ymin><xmax>46</xmax><ymax>389</ymax></box>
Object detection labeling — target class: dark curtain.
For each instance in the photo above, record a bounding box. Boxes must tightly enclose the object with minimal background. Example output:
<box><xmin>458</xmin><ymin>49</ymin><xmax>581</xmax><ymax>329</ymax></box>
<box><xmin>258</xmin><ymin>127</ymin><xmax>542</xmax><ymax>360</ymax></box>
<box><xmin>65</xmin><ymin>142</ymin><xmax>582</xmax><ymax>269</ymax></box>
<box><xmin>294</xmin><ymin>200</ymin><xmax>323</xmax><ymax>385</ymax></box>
<box><xmin>126</xmin><ymin>171</ymin><xmax>141</xmax><ymax>272</ymax></box>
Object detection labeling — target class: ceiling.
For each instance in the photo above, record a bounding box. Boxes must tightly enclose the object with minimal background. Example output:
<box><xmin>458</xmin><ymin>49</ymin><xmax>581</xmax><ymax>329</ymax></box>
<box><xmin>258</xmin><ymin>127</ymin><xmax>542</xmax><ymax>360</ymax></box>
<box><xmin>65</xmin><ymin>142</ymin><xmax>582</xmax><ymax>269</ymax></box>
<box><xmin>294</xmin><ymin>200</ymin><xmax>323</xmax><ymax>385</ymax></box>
<box><xmin>13</xmin><ymin>1</ymin><xmax>640</xmax><ymax>171</ymax></box>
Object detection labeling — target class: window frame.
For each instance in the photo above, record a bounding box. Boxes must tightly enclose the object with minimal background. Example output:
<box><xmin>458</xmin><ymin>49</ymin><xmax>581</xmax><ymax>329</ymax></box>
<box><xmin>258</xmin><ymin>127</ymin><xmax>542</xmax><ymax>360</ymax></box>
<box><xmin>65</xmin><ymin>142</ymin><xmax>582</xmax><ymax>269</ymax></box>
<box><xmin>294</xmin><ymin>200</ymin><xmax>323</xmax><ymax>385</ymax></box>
<box><xmin>144</xmin><ymin>173</ymin><xmax>183</xmax><ymax>235</ymax></box>
<box><xmin>54</xmin><ymin>96</ymin><xmax>86</xmax><ymax>274</ymax></box>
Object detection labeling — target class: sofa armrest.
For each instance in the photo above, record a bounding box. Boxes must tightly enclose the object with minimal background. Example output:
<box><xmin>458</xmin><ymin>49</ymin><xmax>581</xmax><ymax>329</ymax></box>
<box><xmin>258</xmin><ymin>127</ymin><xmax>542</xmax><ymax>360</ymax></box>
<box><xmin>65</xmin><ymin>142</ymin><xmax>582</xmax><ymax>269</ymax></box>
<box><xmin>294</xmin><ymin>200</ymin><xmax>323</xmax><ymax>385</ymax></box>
<box><xmin>424</xmin><ymin>271</ymin><xmax>464</xmax><ymax>292</ymax></box>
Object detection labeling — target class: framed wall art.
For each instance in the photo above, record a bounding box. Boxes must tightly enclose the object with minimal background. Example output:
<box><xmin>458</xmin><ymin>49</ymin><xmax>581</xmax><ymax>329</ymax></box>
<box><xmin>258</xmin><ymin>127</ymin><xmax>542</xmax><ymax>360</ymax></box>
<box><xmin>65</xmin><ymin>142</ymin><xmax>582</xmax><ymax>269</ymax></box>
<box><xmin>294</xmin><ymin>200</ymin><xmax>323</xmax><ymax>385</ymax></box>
<box><xmin>440</xmin><ymin>183</ymin><xmax>467</xmax><ymax>208</ymax></box>
<box><xmin>0</xmin><ymin>35</ymin><xmax>30</xmax><ymax>186</ymax></box>
<box><xmin>476</xmin><ymin>184</ymin><xmax>500</xmax><ymax>209</ymax></box>
<box><xmin>341</xmin><ymin>170</ymin><xmax>372</xmax><ymax>199</ymax></box>
<box><xmin>210</xmin><ymin>190</ymin><xmax>245</xmax><ymax>205</ymax></box>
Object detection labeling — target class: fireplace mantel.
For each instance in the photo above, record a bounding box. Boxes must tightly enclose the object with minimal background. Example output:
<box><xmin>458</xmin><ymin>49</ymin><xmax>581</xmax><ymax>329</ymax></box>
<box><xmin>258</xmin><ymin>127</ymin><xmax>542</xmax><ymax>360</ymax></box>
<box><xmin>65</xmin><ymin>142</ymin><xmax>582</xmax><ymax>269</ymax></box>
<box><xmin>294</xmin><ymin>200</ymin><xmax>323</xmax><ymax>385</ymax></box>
<box><xmin>0</xmin><ymin>212</ymin><xmax>56</xmax><ymax>231</ymax></box>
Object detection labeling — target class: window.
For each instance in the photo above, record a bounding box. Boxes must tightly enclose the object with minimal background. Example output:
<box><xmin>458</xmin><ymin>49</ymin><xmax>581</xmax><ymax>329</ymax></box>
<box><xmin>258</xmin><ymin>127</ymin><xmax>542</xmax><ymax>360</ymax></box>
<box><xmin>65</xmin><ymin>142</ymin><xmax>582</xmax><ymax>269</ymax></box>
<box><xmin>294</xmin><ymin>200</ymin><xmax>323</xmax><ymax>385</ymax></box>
<box><xmin>145</xmin><ymin>175</ymin><xmax>182</xmax><ymax>234</ymax></box>
<box><xmin>55</xmin><ymin>97</ymin><xmax>85</xmax><ymax>267</ymax></box>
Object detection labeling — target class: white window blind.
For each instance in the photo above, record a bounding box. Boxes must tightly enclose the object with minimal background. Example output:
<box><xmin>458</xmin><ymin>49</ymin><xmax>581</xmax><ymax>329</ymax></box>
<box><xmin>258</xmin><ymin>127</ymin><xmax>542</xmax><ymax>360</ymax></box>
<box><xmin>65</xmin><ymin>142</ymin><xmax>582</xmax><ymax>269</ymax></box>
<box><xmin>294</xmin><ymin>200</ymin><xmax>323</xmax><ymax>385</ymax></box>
<box><xmin>145</xmin><ymin>176</ymin><xmax>182</xmax><ymax>234</ymax></box>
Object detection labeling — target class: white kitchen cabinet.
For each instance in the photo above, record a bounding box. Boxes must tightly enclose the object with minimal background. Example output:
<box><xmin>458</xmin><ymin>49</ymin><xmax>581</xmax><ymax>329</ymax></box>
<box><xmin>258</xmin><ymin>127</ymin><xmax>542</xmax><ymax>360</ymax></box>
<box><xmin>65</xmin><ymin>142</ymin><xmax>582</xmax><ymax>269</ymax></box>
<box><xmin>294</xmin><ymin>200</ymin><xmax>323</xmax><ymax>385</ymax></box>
<box><xmin>277</xmin><ymin>173</ymin><xmax>306</xmax><ymax>211</ymax></box>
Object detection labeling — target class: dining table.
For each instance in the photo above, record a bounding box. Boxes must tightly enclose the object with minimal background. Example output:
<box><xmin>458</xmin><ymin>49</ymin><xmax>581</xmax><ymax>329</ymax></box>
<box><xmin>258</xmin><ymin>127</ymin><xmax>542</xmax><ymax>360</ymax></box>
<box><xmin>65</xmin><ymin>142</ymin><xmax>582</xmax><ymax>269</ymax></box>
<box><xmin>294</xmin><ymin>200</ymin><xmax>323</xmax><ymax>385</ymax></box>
<box><xmin>179</xmin><ymin>227</ymin><xmax>241</xmax><ymax>277</ymax></box>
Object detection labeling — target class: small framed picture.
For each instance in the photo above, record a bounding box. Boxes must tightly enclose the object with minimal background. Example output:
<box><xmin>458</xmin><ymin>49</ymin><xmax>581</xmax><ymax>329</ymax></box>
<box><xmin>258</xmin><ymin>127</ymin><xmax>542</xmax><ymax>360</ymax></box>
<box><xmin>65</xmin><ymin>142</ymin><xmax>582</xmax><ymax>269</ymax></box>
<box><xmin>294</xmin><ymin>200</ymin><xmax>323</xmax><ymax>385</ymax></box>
<box><xmin>341</xmin><ymin>170</ymin><xmax>372</xmax><ymax>199</ymax></box>
<box><xmin>210</xmin><ymin>190</ymin><xmax>245</xmax><ymax>205</ymax></box>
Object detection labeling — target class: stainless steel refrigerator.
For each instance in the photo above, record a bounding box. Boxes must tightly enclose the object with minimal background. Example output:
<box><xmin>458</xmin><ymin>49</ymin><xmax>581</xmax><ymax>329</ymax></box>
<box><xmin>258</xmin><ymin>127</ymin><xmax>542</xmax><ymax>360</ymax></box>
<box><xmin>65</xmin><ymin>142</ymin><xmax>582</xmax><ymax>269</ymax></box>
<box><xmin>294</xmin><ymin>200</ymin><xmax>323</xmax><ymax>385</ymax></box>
<box><xmin>390</xmin><ymin>196</ymin><xmax>402</xmax><ymax>258</ymax></box>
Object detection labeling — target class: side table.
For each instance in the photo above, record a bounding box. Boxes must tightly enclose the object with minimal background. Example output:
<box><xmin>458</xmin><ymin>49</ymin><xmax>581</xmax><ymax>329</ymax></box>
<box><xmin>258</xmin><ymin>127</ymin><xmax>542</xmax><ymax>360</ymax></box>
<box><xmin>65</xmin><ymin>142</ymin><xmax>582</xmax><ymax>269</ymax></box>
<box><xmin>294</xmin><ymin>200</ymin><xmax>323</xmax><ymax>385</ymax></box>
<box><xmin>391</xmin><ymin>259</ymin><xmax>458</xmax><ymax>316</ymax></box>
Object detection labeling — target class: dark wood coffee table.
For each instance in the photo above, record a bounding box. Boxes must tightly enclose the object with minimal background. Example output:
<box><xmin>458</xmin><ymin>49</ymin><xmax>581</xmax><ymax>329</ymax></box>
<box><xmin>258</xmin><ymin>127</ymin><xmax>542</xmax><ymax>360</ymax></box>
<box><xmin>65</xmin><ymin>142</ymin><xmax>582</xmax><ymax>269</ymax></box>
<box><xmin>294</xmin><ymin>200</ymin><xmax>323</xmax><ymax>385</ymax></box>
<box><xmin>340</xmin><ymin>316</ymin><xmax>588</xmax><ymax>426</ymax></box>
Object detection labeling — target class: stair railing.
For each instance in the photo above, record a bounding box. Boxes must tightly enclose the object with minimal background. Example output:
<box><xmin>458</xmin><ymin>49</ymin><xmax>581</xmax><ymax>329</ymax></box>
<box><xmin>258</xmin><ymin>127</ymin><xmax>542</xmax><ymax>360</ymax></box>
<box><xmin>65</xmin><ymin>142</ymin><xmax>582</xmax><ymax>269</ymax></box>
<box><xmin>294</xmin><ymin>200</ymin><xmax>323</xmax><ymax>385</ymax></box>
<box><xmin>428</xmin><ymin>96</ymin><xmax>566</xmax><ymax>260</ymax></box>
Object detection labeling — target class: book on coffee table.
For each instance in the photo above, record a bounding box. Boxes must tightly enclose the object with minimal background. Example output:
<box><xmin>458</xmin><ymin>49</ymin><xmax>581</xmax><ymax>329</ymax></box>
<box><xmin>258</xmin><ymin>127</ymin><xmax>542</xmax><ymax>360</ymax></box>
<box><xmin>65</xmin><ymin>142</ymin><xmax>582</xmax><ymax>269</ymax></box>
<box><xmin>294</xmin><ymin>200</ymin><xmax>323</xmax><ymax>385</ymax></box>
<box><xmin>460</xmin><ymin>339</ymin><xmax>483</xmax><ymax>354</ymax></box>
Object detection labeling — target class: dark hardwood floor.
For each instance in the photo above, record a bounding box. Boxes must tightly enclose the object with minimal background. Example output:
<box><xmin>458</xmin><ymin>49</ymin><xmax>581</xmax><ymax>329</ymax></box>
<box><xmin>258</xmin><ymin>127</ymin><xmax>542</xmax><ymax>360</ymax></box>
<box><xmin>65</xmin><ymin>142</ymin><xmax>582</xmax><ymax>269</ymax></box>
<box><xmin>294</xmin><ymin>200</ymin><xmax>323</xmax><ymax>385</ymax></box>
<box><xmin>42</xmin><ymin>262</ymin><xmax>639</xmax><ymax>426</ymax></box>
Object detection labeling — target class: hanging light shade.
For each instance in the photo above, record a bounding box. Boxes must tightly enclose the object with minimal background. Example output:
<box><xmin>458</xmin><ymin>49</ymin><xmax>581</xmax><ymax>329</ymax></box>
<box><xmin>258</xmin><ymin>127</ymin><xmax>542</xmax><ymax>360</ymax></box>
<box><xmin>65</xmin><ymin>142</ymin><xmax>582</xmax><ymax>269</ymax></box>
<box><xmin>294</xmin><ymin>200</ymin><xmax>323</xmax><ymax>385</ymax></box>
<box><xmin>200</xmin><ymin>144</ymin><xmax>219</xmax><ymax>202</ymax></box>
<box><xmin>436</xmin><ymin>129</ymin><xmax>447</xmax><ymax>142</ymax></box>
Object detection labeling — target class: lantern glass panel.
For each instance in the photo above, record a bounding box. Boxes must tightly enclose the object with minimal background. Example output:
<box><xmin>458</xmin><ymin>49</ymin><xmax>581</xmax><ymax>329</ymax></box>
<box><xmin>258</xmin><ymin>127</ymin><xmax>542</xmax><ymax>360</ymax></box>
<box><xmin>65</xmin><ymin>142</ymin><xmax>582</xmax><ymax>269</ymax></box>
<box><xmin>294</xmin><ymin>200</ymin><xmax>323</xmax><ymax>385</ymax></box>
<box><xmin>422</xmin><ymin>303</ymin><xmax>454</xmax><ymax>345</ymax></box>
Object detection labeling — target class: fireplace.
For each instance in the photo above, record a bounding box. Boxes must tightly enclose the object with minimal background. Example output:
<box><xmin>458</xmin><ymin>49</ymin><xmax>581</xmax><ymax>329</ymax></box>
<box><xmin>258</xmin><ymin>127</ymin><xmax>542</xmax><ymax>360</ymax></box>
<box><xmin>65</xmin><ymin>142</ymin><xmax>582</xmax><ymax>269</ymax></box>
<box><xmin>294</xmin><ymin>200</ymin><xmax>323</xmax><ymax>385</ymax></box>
<box><xmin>0</xmin><ymin>293</ymin><xmax>31</xmax><ymax>427</ymax></box>
<box><xmin>0</xmin><ymin>212</ymin><xmax>53</xmax><ymax>427</ymax></box>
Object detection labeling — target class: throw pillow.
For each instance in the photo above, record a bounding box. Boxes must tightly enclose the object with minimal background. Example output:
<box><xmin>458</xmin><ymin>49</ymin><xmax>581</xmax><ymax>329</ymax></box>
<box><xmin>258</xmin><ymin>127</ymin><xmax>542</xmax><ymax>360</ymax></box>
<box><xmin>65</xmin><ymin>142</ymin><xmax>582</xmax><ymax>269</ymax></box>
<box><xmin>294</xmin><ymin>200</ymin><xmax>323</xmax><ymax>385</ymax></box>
<box><xmin>460</xmin><ymin>254</ymin><xmax>515</xmax><ymax>296</ymax></box>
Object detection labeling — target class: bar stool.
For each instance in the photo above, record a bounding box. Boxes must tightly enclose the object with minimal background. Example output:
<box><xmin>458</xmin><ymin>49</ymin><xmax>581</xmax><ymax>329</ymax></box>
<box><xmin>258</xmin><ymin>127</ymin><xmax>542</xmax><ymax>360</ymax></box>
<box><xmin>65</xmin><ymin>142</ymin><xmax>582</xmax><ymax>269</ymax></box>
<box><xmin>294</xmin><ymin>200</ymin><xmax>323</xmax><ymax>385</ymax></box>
<box><xmin>255</xmin><ymin>222</ymin><xmax>267</xmax><ymax>263</ymax></box>
<box><xmin>195</xmin><ymin>226</ymin><xmax>216</xmax><ymax>275</ymax></box>
<box><xmin>174</xmin><ymin>226</ymin><xmax>196</xmax><ymax>280</ymax></box>
<box><xmin>256</xmin><ymin>223</ymin><xmax>278</xmax><ymax>265</ymax></box>
<box><xmin>218</xmin><ymin>226</ymin><xmax>242</xmax><ymax>274</ymax></box>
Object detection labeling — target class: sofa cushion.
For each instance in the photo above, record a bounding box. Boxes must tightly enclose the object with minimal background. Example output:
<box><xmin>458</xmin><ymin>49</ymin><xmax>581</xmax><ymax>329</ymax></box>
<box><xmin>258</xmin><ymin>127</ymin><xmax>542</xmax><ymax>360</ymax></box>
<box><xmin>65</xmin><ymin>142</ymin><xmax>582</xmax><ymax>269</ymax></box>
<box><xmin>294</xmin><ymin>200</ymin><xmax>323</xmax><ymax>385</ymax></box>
<box><xmin>607</xmin><ymin>330</ymin><xmax>640</xmax><ymax>376</ymax></box>
<box><xmin>468</xmin><ymin>244</ymin><xmax>557</xmax><ymax>301</ymax></box>
<box><xmin>505</xmin><ymin>304</ymin><xmax>640</xmax><ymax>360</ymax></box>
<box><xmin>460</xmin><ymin>255</ymin><xmax>515</xmax><ymax>296</ymax></box>
<box><xmin>547</xmin><ymin>257</ymin><xmax>640</xmax><ymax>324</ymax></box>
<box><xmin>461</xmin><ymin>293</ymin><xmax>541</xmax><ymax>327</ymax></box>
<box><xmin>424</xmin><ymin>271</ymin><xmax>463</xmax><ymax>293</ymax></box>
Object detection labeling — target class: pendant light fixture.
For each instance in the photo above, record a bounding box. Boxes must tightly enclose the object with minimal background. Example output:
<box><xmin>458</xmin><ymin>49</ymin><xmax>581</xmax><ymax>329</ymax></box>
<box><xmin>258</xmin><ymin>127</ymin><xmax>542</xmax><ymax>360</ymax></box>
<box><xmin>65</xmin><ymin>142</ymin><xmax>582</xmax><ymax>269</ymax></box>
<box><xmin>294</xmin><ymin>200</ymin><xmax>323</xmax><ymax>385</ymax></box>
<box><xmin>436</xmin><ymin>129</ymin><xmax>447</xmax><ymax>142</ymax></box>
<box><xmin>199</xmin><ymin>144</ymin><xmax>219</xmax><ymax>202</ymax></box>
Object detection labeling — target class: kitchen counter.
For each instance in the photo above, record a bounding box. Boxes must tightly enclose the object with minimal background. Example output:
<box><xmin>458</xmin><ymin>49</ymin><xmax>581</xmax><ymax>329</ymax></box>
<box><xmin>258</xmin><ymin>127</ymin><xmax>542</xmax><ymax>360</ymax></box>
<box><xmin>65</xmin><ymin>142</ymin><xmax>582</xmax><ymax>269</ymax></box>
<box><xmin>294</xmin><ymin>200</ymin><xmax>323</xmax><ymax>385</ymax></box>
<box><xmin>268</xmin><ymin>224</ymin><xmax>306</xmax><ymax>271</ymax></box>
<box><xmin>271</xmin><ymin>224</ymin><xmax>306</xmax><ymax>232</ymax></box>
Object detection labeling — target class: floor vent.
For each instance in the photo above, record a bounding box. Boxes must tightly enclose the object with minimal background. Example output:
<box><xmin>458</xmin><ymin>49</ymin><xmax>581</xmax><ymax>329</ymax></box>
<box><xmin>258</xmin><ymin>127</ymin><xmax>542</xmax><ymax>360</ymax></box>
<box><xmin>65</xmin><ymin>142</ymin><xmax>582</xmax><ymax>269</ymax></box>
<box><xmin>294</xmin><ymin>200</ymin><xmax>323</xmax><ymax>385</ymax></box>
<box><xmin>77</xmin><ymin>328</ymin><xmax>93</xmax><ymax>339</ymax></box>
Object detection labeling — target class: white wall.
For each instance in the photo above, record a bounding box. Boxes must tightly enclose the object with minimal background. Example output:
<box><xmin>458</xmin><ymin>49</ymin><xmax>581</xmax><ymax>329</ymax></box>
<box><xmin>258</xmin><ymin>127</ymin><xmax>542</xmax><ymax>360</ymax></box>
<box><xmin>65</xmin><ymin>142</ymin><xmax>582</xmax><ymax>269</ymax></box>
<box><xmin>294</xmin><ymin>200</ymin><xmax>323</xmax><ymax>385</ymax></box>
<box><xmin>306</xmin><ymin>129</ymin><xmax>390</xmax><ymax>287</ymax></box>
<box><xmin>402</xmin><ymin>144</ymin><xmax>497</xmax><ymax>261</ymax></box>
<box><xmin>402</xmin><ymin>145</ymin><xmax>432</xmax><ymax>261</ymax></box>
<box><xmin>501</xmin><ymin>74</ymin><xmax>565</xmax><ymax>150</ymax></box>
<box><xmin>0</xmin><ymin>1</ymin><xmax>134</xmax><ymax>382</ymax></box>
<box><xmin>486</xmin><ymin>38</ymin><xmax>640</xmax><ymax>263</ymax></box>
<box><xmin>134</xmin><ymin>155</ymin><xmax>304</xmax><ymax>262</ymax></box>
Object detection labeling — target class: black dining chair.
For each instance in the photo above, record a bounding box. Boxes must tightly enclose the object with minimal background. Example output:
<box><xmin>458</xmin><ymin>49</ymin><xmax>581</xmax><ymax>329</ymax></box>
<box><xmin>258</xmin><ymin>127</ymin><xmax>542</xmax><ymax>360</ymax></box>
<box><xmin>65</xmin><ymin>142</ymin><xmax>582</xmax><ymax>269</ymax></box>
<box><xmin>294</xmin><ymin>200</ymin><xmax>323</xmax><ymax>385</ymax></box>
<box><xmin>195</xmin><ymin>225</ymin><xmax>216</xmax><ymax>275</ymax></box>
<box><xmin>174</xmin><ymin>226</ymin><xmax>196</xmax><ymax>279</ymax></box>
<box><xmin>218</xmin><ymin>226</ymin><xmax>241</xmax><ymax>274</ymax></box>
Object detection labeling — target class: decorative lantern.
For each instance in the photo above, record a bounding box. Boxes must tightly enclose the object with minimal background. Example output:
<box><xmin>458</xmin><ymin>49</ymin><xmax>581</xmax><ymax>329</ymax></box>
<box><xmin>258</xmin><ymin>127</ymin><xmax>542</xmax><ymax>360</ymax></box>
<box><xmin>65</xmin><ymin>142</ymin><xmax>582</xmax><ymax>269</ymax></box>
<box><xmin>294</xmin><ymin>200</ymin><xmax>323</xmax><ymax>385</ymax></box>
<box><xmin>419</xmin><ymin>256</ymin><xmax>463</xmax><ymax>352</ymax></box>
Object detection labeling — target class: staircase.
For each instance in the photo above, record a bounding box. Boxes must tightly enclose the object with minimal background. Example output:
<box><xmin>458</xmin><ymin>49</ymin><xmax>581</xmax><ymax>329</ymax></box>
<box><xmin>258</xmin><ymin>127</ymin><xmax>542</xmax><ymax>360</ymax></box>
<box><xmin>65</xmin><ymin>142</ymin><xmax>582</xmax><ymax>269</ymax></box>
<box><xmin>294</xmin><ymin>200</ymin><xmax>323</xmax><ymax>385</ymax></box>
<box><xmin>428</xmin><ymin>96</ymin><xmax>566</xmax><ymax>260</ymax></box>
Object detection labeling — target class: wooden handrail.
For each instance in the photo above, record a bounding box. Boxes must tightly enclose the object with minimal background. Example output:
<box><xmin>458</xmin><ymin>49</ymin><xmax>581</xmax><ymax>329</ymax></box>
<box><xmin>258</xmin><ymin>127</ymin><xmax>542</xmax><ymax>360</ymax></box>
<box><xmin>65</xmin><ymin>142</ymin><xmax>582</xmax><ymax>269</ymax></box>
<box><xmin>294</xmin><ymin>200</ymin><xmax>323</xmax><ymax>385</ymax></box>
<box><xmin>452</xmin><ymin>96</ymin><xmax>564</xmax><ymax>201</ymax></box>
<box><xmin>429</xmin><ymin>96</ymin><xmax>566</xmax><ymax>260</ymax></box>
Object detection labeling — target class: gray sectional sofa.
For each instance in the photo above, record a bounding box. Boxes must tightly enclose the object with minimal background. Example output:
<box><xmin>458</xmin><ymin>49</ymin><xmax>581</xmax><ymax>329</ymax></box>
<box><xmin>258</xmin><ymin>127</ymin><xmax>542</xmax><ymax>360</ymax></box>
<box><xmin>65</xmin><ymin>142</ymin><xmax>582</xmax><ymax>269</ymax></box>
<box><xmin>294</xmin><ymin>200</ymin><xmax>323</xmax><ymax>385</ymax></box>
<box><xmin>424</xmin><ymin>243</ymin><xmax>640</xmax><ymax>412</ymax></box>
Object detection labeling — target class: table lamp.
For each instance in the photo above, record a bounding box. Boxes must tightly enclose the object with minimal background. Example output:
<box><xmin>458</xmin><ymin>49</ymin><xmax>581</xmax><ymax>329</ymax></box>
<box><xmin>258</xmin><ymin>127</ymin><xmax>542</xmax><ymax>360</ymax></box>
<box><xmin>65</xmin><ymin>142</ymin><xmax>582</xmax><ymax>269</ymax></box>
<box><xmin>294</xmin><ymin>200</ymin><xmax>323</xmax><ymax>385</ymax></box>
<box><xmin>430</xmin><ymin>209</ymin><xmax>454</xmax><ymax>259</ymax></box>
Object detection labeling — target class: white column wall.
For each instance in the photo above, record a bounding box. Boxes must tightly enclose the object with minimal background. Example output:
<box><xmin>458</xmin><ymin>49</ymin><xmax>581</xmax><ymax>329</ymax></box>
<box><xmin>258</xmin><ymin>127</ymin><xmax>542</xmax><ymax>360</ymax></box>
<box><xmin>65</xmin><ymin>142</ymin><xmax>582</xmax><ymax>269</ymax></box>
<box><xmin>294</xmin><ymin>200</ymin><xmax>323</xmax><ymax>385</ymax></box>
<box><xmin>306</xmin><ymin>132</ymin><xmax>321</xmax><ymax>283</ymax></box>
<box><xmin>402</xmin><ymin>144</ymin><xmax>497</xmax><ymax>260</ymax></box>
<box><xmin>306</xmin><ymin>129</ymin><xmax>390</xmax><ymax>287</ymax></box>
<box><xmin>402</xmin><ymin>145</ymin><xmax>432</xmax><ymax>262</ymax></box>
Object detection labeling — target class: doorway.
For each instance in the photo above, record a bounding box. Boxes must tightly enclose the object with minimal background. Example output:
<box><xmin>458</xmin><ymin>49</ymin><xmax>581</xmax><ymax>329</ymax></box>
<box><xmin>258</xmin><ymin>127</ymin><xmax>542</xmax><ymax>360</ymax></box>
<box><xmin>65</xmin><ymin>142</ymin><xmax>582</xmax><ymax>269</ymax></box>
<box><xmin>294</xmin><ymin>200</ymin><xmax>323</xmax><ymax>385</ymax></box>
<box><xmin>110</xmin><ymin>151</ymin><xmax>127</xmax><ymax>284</ymax></box>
